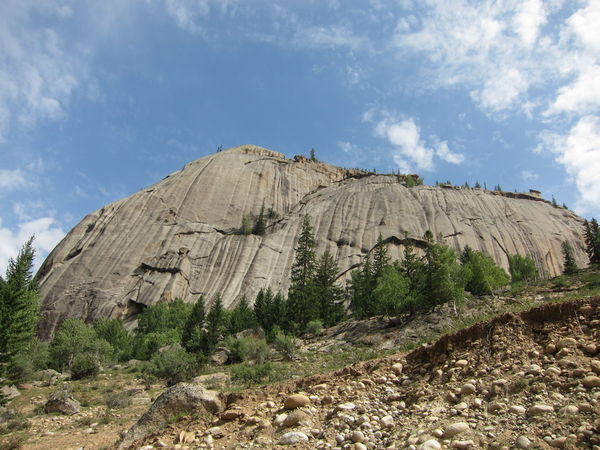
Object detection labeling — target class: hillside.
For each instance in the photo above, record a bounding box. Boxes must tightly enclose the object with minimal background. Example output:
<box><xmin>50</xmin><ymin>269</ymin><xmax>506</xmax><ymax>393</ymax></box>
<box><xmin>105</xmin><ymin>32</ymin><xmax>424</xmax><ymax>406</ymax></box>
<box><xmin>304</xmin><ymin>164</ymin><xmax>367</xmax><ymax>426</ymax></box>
<box><xmin>36</xmin><ymin>145</ymin><xmax>587</xmax><ymax>338</ymax></box>
<box><xmin>1</xmin><ymin>269</ymin><xmax>598</xmax><ymax>449</ymax></box>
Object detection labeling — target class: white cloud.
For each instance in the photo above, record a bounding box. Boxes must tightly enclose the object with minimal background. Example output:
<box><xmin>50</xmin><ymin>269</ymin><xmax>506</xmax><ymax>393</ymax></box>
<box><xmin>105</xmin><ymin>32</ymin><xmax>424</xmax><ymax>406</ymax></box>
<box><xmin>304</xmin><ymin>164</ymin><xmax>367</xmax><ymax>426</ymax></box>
<box><xmin>547</xmin><ymin>64</ymin><xmax>600</xmax><ymax>115</ymax></box>
<box><xmin>513</xmin><ymin>0</ymin><xmax>547</xmax><ymax>46</ymax></box>
<box><xmin>0</xmin><ymin>169</ymin><xmax>27</xmax><ymax>191</ymax></box>
<box><xmin>292</xmin><ymin>25</ymin><xmax>368</xmax><ymax>51</ymax></box>
<box><xmin>539</xmin><ymin>115</ymin><xmax>600</xmax><ymax>216</ymax></box>
<box><xmin>367</xmin><ymin>112</ymin><xmax>463</xmax><ymax>172</ymax></box>
<box><xmin>436</xmin><ymin>141</ymin><xmax>464</xmax><ymax>165</ymax></box>
<box><xmin>0</xmin><ymin>1</ymin><xmax>82</xmax><ymax>141</ymax></box>
<box><xmin>0</xmin><ymin>216</ymin><xmax>65</xmax><ymax>275</ymax></box>
<box><xmin>521</xmin><ymin>170</ymin><xmax>540</xmax><ymax>181</ymax></box>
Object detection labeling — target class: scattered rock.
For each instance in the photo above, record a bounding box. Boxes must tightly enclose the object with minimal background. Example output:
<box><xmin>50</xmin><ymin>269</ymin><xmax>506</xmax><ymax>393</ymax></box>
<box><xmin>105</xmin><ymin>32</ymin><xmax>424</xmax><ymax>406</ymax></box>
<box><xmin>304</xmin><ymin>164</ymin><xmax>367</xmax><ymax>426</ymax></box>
<box><xmin>528</xmin><ymin>404</ymin><xmax>554</xmax><ymax>416</ymax></box>
<box><xmin>419</xmin><ymin>439</ymin><xmax>442</xmax><ymax>450</ymax></box>
<box><xmin>460</xmin><ymin>383</ymin><xmax>476</xmax><ymax>395</ymax></box>
<box><xmin>44</xmin><ymin>388</ymin><xmax>80</xmax><ymax>415</ymax></box>
<box><xmin>443</xmin><ymin>422</ymin><xmax>470</xmax><ymax>438</ymax></box>
<box><xmin>515</xmin><ymin>435</ymin><xmax>532</xmax><ymax>448</ymax></box>
<box><xmin>117</xmin><ymin>383</ymin><xmax>223</xmax><ymax>448</ymax></box>
<box><xmin>581</xmin><ymin>376</ymin><xmax>600</xmax><ymax>389</ymax></box>
<box><xmin>0</xmin><ymin>385</ymin><xmax>20</xmax><ymax>401</ymax></box>
<box><xmin>284</xmin><ymin>394</ymin><xmax>310</xmax><ymax>410</ymax></box>
<box><xmin>279</xmin><ymin>431</ymin><xmax>309</xmax><ymax>445</ymax></box>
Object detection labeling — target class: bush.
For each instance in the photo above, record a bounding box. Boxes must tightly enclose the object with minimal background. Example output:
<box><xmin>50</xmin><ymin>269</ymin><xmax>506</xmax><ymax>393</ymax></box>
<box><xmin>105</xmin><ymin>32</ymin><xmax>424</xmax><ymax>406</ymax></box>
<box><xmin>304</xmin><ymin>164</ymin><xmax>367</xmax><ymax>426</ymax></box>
<box><xmin>305</xmin><ymin>319</ymin><xmax>323</xmax><ymax>335</ymax></box>
<box><xmin>508</xmin><ymin>254</ymin><xmax>538</xmax><ymax>283</ymax></box>
<box><xmin>132</xmin><ymin>329</ymin><xmax>180</xmax><ymax>360</ymax></box>
<box><xmin>49</xmin><ymin>319</ymin><xmax>113</xmax><ymax>372</ymax></box>
<box><xmin>272</xmin><ymin>330</ymin><xmax>296</xmax><ymax>361</ymax></box>
<box><xmin>141</xmin><ymin>347</ymin><xmax>199</xmax><ymax>386</ymax></box>
<box><xmin>461</xmin><ymin>249</ymin><xmax>510</xmax><ymax>295</ymax></box>
<box><xmin>6</xmin><ymin>339</ymin><xmax>49</xmax><ymax>383</ymax></box>
<box><xmin>224</xmin><ymin>336</ymin><xmax>269</xmax><ymax>364</ymax></box>
<box><xmin>93</xmin><ymin>318</ymin><xmax>133</xmax><ymax>362</ymax></box>
<box><xmin>71</xmin><ymin>353</ymin><xmax>100</xmax><ymax>379</ymax></box>
<box><xmin>105</xmin><ymin>392</ymin><xmax>132</xmax><ymax>409</ymax></box>
<box><xmin>231</xmin><ymin>362</ymin><xmax>279</xmax><ymax>385</ymax></box>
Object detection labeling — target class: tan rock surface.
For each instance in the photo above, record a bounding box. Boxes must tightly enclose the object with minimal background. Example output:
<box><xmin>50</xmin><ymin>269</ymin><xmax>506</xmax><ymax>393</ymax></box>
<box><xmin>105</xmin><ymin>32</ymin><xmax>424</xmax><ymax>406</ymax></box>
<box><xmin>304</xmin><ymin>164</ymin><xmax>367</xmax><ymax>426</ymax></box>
<box><xmin>37</xmin><ymin>145</ymin><xmax>587</xmax><ymax>337</ymax></box>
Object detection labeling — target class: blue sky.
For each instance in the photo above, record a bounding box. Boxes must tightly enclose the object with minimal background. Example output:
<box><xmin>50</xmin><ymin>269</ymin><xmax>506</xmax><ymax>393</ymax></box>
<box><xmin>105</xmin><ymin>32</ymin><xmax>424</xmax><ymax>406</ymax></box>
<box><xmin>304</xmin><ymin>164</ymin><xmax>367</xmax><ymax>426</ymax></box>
<box><xmin>1</xmin><ymin>0</ymin><xmax>599</xmax><ymax>273</ymax></box>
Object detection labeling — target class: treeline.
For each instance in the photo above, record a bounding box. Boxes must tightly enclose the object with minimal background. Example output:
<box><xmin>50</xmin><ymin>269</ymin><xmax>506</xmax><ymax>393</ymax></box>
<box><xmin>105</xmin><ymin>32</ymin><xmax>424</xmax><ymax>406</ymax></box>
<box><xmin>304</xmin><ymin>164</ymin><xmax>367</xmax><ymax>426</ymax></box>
<box><xmin>1</xmin><ymin>215</ymin><xmax>594</xmax><ymax>389</ymax></box>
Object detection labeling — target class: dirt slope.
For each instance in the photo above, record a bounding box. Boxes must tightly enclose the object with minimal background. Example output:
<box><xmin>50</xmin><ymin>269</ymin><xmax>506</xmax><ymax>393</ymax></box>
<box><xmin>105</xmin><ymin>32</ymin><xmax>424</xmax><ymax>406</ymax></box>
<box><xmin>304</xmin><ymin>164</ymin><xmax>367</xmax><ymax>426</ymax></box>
<box><xmin>129</xmin><ymin>297</ymin><xmax>599</xmax><ymax>449</ymax></box>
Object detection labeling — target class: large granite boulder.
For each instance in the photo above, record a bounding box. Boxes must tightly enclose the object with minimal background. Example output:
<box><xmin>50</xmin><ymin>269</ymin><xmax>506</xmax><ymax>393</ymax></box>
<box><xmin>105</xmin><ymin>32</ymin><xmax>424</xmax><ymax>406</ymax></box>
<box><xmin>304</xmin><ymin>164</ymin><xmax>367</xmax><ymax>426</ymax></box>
<box><xmin>37</xmin><ymin>145</ymin><xmax>587</xmax><ymax>337</ymax></box>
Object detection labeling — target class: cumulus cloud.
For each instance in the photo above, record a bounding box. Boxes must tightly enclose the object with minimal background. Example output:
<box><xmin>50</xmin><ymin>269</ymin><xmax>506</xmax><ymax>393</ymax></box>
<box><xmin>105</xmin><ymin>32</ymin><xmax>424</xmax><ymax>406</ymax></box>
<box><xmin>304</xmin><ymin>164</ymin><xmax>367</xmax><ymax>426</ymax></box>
<box><xmin>0</xmin><ymin>216</ymin><xmax>65</xmax><ymax>275</ymax></box>
<box><xmin>539</xmin><ymin>116</ymin><xmax>600</xmax><ymax>216</ymax></box>
<box><xmin>367</xmin><ymin>112</ymin><xmax>464</xmax><ymax>172</ymax></box>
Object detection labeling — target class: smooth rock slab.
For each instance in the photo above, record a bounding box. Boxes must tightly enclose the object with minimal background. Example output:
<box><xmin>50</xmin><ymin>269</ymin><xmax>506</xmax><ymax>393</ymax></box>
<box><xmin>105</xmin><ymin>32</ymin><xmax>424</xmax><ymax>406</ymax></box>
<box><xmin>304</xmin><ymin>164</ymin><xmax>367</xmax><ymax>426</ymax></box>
<box><xmin>279</xmin><ymin>431</ymin><xmax>309</xmax><ymax>445</ymax></box>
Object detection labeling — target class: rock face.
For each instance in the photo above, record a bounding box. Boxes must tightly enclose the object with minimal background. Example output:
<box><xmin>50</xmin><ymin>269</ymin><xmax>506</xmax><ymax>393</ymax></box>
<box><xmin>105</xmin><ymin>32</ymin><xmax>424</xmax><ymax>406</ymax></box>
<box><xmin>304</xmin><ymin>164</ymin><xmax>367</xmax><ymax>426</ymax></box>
<box><xmin>37</xmin><ymin>145</ymin><xmax>587</xmax><ymax>337</ymax></box>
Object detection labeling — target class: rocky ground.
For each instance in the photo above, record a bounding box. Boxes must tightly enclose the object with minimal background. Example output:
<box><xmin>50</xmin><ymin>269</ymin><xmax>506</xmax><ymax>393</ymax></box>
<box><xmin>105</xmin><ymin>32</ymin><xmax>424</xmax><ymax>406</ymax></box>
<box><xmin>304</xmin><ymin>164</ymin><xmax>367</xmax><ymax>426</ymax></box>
<box><xmin>1</xmin><ymin>274</ymin><xmax>599</xmax><ymax>449</ymax></box>
<box><xmin>126</xmin><ymin>297</ymin><xmax>599</xmax><ymax>449</ymax></box>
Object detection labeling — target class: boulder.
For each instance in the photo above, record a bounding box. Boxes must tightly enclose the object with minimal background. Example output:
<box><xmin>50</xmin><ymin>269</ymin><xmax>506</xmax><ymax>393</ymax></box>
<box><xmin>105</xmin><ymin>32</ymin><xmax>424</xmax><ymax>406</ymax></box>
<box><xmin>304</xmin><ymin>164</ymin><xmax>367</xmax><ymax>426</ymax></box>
<box><xmin>118</xmin><ymin>383</ymin><xmax>224</xmax><ymax>448</ymax></box>
<box><xmin>44</xmin><ymin>388</ymin><xmax>80</xmax><ymax>415</ymax></box>
<box><xmin>210</xmin><ymin>347</ymin><xmax>231</xmax><ymax>366</ymax></box>
<box><xmin>36</xmin><ymin>145</ymin><xmax>587</xmax><ymax>338</ymax></box>
<box><xmin>284</xmin><ymin>394</ymin><xmax>310</xmax><ymax>410</ymax></box>
<box><xmin>0</xmin><ymin>385</ymin><xmax>20</xmax><ymax>402</ymax></box>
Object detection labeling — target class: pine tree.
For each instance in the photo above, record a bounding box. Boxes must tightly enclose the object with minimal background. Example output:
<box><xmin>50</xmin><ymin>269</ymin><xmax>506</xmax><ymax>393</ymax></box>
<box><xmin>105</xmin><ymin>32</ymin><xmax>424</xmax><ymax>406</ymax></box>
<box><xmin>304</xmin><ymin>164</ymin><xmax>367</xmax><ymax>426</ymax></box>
<box><xmin>372</xmin><ymin>234</ymin><xmax>390</xmax><ymax>279</ymax></box>
<box><xmin>253</xmin><ymin>204</ymin><xmax>266</xmax><ymax>236</ymax></box>
<box><xmin>0</xmin><ymin>237</ymin><xmax>39</xmax><ymax>369</ymax></box>
<box><xmin>314</xmin><ymin>249</ymin><xmax>345</xmax><ymax>326</ymax></box>
<box><xmin>286</xmin><ymin>215</ymin><xmax>318</xmax><ymax>332</ymax></box>
<box><xmin>474</xmin><ymin>181</ymin><xmax>481</xmax><ymax>188</ymax></box>
<box><xmin>181</xmin><ymin>296</ymin><xmax>206</xmax><ymax>354</ymax></box>
<box><xmin>561</xmin><ymin>241</ymin><xmax>578</xmax><ymax>275</ymax></box>
<box><xmin>584</xmin><ymin>219</ymin><xmax>600</xmax><ymax>264</ymax></box>
<box><xmin>204</xmin><ymin>296</ymin><xmax>224</xmax><ymax>353</ymax></box>
<box><xmin>310</xmin><ymin>148</ymin><xmax>317</xmax><ymax>161</ymax></box>
<box><xmin>422</xmin><ymin>243</ymin><xmax>465</xmax><ymax>310</ymax></box>
<box><xmin>228</xmin><ymin>295</ymin><xmax>257</xmax><ymax>334</ymax></box>
<box><xmin>348</xmin><ymin>255</ymin><xmax>374</xmax><ymax>319</ymax></box>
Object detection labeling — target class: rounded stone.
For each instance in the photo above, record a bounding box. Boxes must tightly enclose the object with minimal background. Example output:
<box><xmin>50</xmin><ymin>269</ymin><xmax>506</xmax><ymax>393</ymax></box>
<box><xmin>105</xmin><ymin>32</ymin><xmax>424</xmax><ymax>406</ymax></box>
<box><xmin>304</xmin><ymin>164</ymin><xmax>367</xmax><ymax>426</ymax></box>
<box><xmin>515</xmin><ymin>435</ymin><xmax>532</xmax><ymax>448</ymax></box>
<box><xmin>581</xmin><ymin>376</ymin><xmax>600</xmax><ymax>389</ymax></box>
<box><xmin>351</xmin><ymin>431</ymin><xmax>366</xmax><ymax>443</ymax></box>
<box><xmin>418</xmin><ymin>439</ymin><xmax>442</xmax><ymax>450</ymax></box>
<box><xmin>284</xmin><ymin>394</ymin><xmax>310</xmax><ymax>410</ymax></box>
<box><xmin>460</xmin><ymin>383</ymin><xmax>476</xmax><ymax>396</ymax></box>
<box><xmin>443</xmin><ymin>422</ymin><xmax>471</xmax><ymax>438</ymax></box>
<box><xmin>279</xmin><ymin>431</ymin><xmax>309</xmax><ymax>445</ymax></box>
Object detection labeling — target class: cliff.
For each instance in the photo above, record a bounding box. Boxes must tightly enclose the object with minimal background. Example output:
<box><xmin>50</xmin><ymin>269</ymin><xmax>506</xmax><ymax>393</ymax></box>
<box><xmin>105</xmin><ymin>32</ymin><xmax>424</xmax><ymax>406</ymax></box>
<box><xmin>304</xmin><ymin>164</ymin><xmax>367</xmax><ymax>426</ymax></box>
<box><xmin>37</xmin><ymin>145</ymin><xmax>587</xmax><ymax>337</ymax></box>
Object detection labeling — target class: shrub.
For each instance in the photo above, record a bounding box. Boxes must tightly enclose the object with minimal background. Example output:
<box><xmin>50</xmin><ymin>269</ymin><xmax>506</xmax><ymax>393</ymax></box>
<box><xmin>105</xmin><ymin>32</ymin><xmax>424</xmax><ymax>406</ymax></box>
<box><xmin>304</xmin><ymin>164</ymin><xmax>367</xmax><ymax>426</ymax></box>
<box><xmin>272</xmin><ymin>330</ymin><xmax>296</xmax><ymax>361</ymax></box>
<box><xmin>132</xmin><ymin>329</ymin><xmax>180</xmax><ymax>360</ymax></box>
<box><xmin>49</xmin><ymin>319</ymin><xmax>113</xmax><ymax>372</ymax></box>
<box><xmin>305</xmin><ymin>319</ymin><xmax>323</xmax><ymax>335</ymax></box>
<box><xmin>105</xmin><ymin>392</ymin><xmax>132</xmax><ymax>409</ymax></box>
<box><xmin>142</xmin><ymin>347</ymin><xmax>199</xmax><ymax>386</ymax></box>
<box><xmin>93</xmin><ymin>318</ymin><xmax>133</xmax><ymax>361</ymax></box>
<box><xmin>231</xmin><ymin>362</ymin><xmax>277</xmax><ymax>385</ymax></box>
<box><xmin>224</xmin><ymin>336</ymin><xmax>269</xmax><ymax>364</ymax></box>
<box><xmin>6</xmin><ymin>339</ymin><xmax>49</xmax><ymax>383</ymax></box>
<box><xmin>136</xmin><ymin>298</ymin><xmax>192</xmax><ymax>336</ymax></box>
<box><xmin>461</xmin><ymin>249</ymin><xmax>510</xmax><ymax>295</ymax></box>
<box><xmin>70</xmin><ymin>353</ymin><xmax>100</xmax><ymax>379</ymax></box>
<box><xmin>508</xmin><ymin>254</ymin><xmax>538</xmax><ymax>283</ymax></box>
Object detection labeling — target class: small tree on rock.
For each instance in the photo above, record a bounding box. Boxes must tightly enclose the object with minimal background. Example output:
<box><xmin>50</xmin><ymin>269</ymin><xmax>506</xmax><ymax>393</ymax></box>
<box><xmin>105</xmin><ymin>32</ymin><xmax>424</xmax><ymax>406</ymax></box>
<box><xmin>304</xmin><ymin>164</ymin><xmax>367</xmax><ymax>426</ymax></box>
<box><xmin>561</xmin><ymin>241</ymin><xmax>578</xmax><ymax>274</ymax></box>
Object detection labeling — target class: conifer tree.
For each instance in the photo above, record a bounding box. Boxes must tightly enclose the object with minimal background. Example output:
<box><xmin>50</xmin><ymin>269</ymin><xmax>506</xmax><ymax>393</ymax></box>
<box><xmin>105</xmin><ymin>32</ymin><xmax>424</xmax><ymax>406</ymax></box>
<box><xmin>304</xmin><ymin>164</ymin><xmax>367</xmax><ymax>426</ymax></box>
<box><xmin>253</xmin><ymin>204</ymin><xmax>266</xmax><ymax>236</ymax></box>
<box><xmin>584</xmin><ymin>219</ymin><xmax>600</xmax><ymax>264</ymax></box>
<box><xmin>181</xmin><ymin>296</ymin><xmax>206</xmax><ymax>353</ymax></box>
<box><xmin>561</xmin><ymin>241</ymin><xmax>578</xmax><ymax>275</ymax></box>
<box><xmin>348</xmin><ymin>255</ymin><xmax>374</xmax><ymax>319</ymax></box>
<box><xmin>286</xmin><ymin>215</ymin><xmax>318</xmax><ymax>331</ymax></box>
<box><xmin>0</xmin><ymin>238</ymin><xmax>39</xmax><ymax>369</ymax></box>
<box><xmin>204</xmin><ymin>296</ymin><xmax>224</xmax><ymax>352</ymax></box>
<box><xmin>228</xmin><ymin>295</ymin><xmax>257</xmax><ymax>334</ymax></box>
<box><xmin>314</xmin><ymin>249</ymin><xmax>345</xmax><ymax>326</ymax></box>
<box><xmin>372</xmin><ymin>234</ymin><xmax>390</xmax><ymax>279</ymax></box>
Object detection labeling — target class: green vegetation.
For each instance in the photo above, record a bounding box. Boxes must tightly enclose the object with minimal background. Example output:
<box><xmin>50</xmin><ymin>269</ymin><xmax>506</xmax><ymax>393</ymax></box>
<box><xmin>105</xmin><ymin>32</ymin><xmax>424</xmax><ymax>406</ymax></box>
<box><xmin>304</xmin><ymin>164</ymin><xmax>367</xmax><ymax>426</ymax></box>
<box><xmin>0</xmin><ymin>238</ymin><xmax>39</xmax><ymax>371</ymax></box>
<box><xmin>508</xmin><ymin>254</ymin><xmax>539</xmax><ymax>283</ymax></box>
<box><xmin>584</xmin><ymin>218</ymin><xmax>600</xmax><ymax>264</ymax></box>
<box><xmin>561</xmin><ymin>241</ymin><xmax>578</xmax><ymax>275</ymax></box>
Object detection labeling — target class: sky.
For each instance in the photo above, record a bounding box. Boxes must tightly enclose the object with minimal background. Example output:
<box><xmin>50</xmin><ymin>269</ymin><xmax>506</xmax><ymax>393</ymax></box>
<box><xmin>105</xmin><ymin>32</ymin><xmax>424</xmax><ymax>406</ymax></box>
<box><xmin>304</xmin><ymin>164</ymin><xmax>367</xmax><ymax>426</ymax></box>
<box><xmin>1</xmin><ymin>0</ymin><xmax>599</xmax><ymax>274</ymax></box>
